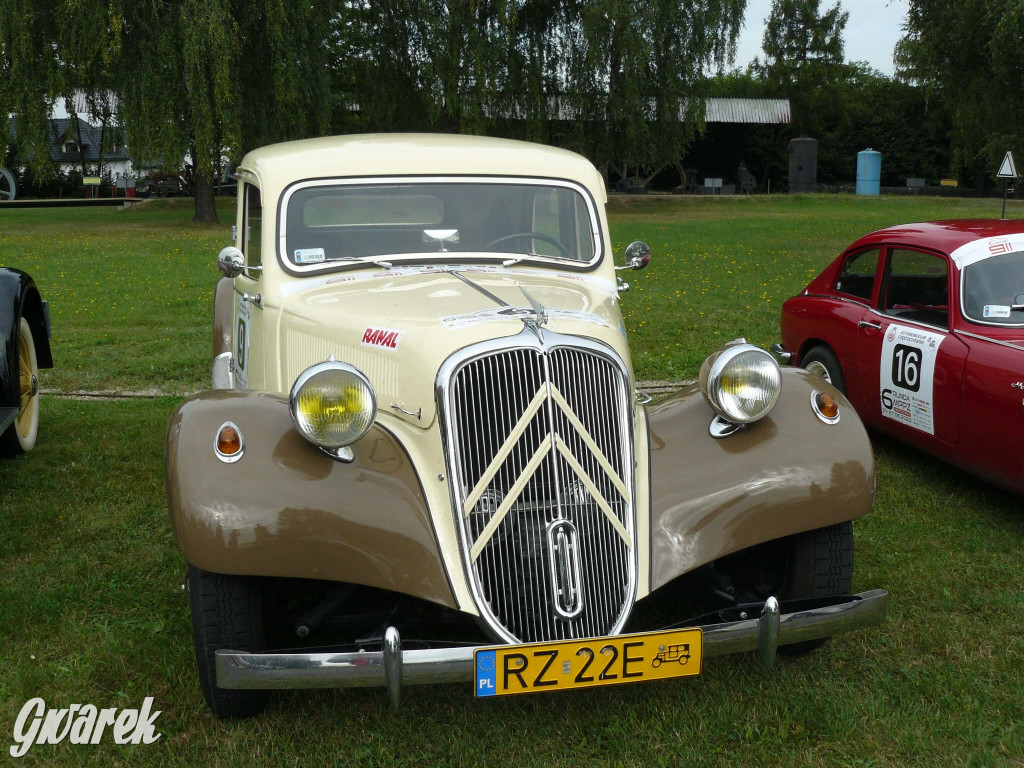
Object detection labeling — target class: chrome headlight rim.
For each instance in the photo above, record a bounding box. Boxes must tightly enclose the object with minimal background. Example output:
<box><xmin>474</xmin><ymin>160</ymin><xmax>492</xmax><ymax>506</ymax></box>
<box><xmin>288</xmin><ymin>361</ymin><xmax>377</xmax><ymax>449</ymax></box>
<box><xmin>700</xmin><ymin>342</ymin><xmax>782</xmax><ymax>425</ymax></box>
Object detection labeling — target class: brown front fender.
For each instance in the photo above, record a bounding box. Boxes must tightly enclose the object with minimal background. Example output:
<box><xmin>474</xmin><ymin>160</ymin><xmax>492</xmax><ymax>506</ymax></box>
<box><xmin>647</xmin><ymin>368</ymin><xmax>875</xmax><ymax>592</ymax></box>
<box><xmin>166</xmin><ymin>390</ymin><xmax>456</xmax><ymax>608</ymax></box>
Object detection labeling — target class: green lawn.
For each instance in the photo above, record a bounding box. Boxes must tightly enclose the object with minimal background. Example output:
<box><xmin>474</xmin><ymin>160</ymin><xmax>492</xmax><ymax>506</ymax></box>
<box><xmin>0</xmin><ymin>196</ymin><xmax>1021</xmax><ymax>766</ymax></box>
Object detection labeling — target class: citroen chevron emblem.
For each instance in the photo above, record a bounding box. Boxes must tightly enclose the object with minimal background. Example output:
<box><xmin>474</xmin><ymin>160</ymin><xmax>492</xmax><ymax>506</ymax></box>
<box><xmin>466</xmin><ymin>383</ymin><xmax>631</xmax><ymax>561</ymax></box>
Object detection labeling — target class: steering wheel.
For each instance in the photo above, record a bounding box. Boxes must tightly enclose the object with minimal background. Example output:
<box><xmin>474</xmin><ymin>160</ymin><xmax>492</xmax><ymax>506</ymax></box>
<box><xmin>483</xmin><ymin>232</ymin><xmax>571</xmax><ymax>258</ymax></box>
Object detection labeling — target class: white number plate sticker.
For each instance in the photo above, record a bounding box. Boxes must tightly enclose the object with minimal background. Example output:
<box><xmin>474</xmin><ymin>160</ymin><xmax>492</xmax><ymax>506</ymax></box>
<box><xmin>879</xmin><ymin>323</ymin><xmax>944</xmax><ymax>434</ymax></box>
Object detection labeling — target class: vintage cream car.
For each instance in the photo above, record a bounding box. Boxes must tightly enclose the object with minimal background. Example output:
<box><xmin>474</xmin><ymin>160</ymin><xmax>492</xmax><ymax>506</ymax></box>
<box><xmin>166</xmin><ymin>134</ymin><xmax>888</xmax><ymax>718</ymax></box>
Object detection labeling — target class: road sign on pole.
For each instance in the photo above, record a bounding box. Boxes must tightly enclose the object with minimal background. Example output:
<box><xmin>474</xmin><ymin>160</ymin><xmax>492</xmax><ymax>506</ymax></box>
<box><xmin>997</xmin><ymin>151</ymin><xmax>1017</xmax><ymax>179</ymax></box>
<box><xmin>998</xmin><ymin>152</ymin><xmax>1018</xmax><ymax>219</ymax></box>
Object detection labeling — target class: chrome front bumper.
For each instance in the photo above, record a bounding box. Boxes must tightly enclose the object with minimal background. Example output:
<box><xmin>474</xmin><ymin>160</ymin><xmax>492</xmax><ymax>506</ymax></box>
<box><xmin>216</xmin><ymin>589</ymin><xmax>888</xmax><ymax>708</ymax></box>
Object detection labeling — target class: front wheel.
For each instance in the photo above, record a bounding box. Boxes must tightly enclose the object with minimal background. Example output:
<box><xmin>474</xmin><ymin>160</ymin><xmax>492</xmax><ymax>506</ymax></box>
<box><xmin>717</xmin><ymin>521</ymin><xmax>854</xmax><ymax>655</ymax></box>
<box><xmin>1</xmin><ymin>316</ymin><xmax>40</xmax><ymax>456</ymax></box>
<box><xmin>188</xmin><ymin>565</ymin><xmax>270</xmax><ymax>718</ymax></box>
<box><xmin>801</xmin><ymin>344</ymin><xmax>847</xmax><ymax>396</ymax></box>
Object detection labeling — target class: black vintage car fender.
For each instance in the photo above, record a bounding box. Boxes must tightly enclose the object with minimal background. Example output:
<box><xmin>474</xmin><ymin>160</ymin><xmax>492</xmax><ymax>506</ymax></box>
<box><xmin>0</xmin><ymin>268</ymin><xmax>52</xmax><ymax>444</ymax></box>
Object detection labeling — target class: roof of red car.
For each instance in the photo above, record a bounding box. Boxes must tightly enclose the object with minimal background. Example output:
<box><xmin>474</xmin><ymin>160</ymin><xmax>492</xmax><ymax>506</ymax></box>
<box><xmin>849</xmin><ymin>219</ymin><xmax>1024</xmax><ymax>254</ymax></box>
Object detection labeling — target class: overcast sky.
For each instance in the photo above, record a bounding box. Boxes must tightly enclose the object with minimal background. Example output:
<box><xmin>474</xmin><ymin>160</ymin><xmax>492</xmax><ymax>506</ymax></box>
<box><xmin>732</xmin><ymin>0</ymin><xmax>909</xmax><ymax>76</ymax></box>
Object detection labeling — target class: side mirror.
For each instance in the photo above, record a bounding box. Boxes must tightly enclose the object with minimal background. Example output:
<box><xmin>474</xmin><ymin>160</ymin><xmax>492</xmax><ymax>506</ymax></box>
<box><xmin>218</xmin><ymin>246</ymin><xmax>245</xmax><ymax>278</ymax></box>
<box><xmin>617</xmin><ymin>241</ymin><xmax>651</xmax><ymax>271</ymax></box>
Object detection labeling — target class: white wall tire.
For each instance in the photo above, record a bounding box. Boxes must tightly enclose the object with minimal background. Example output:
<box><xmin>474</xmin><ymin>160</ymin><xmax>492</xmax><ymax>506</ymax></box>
<box><xmin>2</xmin><ymin>317</ymin><xmax>39</xmax><ymax>455</ymax></box>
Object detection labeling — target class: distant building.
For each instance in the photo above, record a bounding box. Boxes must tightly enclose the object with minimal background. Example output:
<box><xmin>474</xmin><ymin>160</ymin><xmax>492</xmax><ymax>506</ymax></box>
<box><xmin>44</xmin><ymin>117</ymin><xmax>134</xmax><ymax>179</ymax></box>
<box><xmin>7</xmin><ymin>90</ymin><xmax>140</xmax><ymax>181</ymax></box>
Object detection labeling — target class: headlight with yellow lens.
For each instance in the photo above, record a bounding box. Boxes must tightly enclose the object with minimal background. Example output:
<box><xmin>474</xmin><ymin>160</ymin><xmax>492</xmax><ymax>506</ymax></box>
<box><xmin>699</xmin><ymin>342</ymin><xmax>782</xmax><ymax>424</ymax></box>
<box><xmin>289</xmin><ymin>362</ymin><xmax>377</xmax><ymax>448</ymax></box>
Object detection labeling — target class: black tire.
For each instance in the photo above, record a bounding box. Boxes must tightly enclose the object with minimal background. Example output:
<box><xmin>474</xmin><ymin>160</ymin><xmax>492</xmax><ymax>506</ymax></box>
<box><xmin>1</xmin><ymin>316</ymin><xmax>39</xmax><ymax>457</ymax></box>
<box><xmin>188</xmin><ymin>565</ymin><xmax>270</xmax><ymax>719</ymax></box>
<box><xmin>719</xmin><ymin>521</ymin><xmax>854</xmax><ymax>655</ymax></box>
<box><xmin>801</xmin><ymin>345</ymin><xmax>847</xmax><ymax>396</ymax></box>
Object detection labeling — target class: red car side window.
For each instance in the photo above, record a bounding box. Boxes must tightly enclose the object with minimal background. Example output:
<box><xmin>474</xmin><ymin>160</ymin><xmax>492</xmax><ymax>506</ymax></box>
<box><xmin>882</xmin><ymin>249</ymin><xmax>948</xmax><ymax>329</ymax></box>
<box><xmin>834</xmin><ymin>249</ymin><xmax>879</xmax><ymax>301</ymax></box>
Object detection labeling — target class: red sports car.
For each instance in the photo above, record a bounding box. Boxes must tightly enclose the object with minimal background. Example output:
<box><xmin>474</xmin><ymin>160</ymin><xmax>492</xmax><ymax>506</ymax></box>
<box><xmin>775</xmin><ymin>220</ymin><xmax>1024</xmax><ymax>494</ymax></box>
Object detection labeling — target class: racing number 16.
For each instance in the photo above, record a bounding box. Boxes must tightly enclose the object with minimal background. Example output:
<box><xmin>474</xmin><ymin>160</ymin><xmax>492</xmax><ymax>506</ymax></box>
<box><xmin>891</xmin><ymin>344</ymin><xmax>921</xmax><ymax>392</ymax></box>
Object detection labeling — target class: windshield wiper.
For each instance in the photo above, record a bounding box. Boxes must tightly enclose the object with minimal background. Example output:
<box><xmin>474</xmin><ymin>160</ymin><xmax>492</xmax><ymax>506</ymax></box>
<box><xmin>321</xmin><ymin>255</ymin><xmax>393</xmax><ymax>270</ymax></box>
<box><xmin>501</xmin><ymin>253</ymin><xmax>543</xmax><ymax>266</ymax></box>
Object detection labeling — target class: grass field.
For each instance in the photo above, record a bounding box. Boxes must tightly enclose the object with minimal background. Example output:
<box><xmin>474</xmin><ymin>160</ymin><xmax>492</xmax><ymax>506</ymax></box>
<box><xmin>0</xmin><ymin>196</ymin><xmax>1022</xmax><ymax>766</ymax></box>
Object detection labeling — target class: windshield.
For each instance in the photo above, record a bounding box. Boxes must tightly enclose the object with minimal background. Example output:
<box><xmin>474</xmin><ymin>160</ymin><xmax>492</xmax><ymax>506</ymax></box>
<box><xmin>961</xmin><ymin>250</ymin><xmax>1024</xmax><ymax>325</ymax></box>
<box><xmin>282</xmin><ymin>178</ymin><xmax>599</xmax><ymax>270</ymax></box>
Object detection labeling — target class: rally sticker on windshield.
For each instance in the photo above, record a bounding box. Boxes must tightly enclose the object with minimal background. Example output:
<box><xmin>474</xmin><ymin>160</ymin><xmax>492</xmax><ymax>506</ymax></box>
<box><xmin>294</xmin><ymin>248</ymin><xmax>326</xmax><ymax>264</ymax></box>
<box><xmin>983</xmin><ymin>305</ymin><xmax>1012</xmax><ymax>319</ymax></box>
<box><xmin>879</xmin><ymin>324</ymin><xmax>944</xmax><ymax>435</ymax></box>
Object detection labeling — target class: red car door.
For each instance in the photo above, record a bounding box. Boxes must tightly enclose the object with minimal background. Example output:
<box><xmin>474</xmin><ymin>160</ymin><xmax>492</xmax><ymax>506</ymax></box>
<box><xmin>957</xmin><ymin>334</ymin><xmax>1024</xmax><ymax>491</ymax></box>
<box><xmin>857</xmin><ymin>247</ymin><xmax>968</xmax><ymax>447</ymax></box>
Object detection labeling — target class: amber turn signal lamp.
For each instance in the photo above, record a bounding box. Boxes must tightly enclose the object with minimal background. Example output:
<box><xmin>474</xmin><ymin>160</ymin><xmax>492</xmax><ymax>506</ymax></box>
<box><xmin>816</xmin><ymin>393</ymin><xmax>839</xmax><ymax>419</ymax></box>
<box><xmin>811</xmin><ymin>391</ymin><xmax>840</xmax><ymax>424</ymax></box>
<box><xmin>214</xmin><ymin>422</ymin><xmax>245</xmax><ymax>463</ymax></box>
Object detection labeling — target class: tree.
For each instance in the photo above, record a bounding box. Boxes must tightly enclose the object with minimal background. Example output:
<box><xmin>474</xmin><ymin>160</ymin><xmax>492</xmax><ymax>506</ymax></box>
<box><xmin>897</xmin><ymin>0</ymin><xmax>1024</xmax><ymax>185</ymax></box>
<box><xmin>1</xmin><ymin>0</ymin><xmax>333</xmax><ymax>222</ymax></box>
<box><xmin>118</xmin><ymin>0</ymin><xmax>334</xmax><ymax>222</ymax></box>
<box><xmin>753</xmin><ymin>0</ymin><xmax>849</xmax><ymax>180</ymax></box>
<box><xmin>560</xmin><ymin>0</ymin><xmax>746</xmax><ymax>183</ymax></box>
<box><xmin>342</xmin><ymin>0</ymin><xmax>545</xmax><ymax>136</ymax></box>
<box><xmin>340</xmin><ymin>1</ymin><xmax>746</xmax><ymax>183</ymax></box>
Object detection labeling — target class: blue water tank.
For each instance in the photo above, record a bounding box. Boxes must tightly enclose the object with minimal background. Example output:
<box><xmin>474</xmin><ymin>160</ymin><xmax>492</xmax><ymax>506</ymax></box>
<box><xmin>856</xmin><ymin>149</ymin><xmax>882</xmax><ymax>196</ymax></box>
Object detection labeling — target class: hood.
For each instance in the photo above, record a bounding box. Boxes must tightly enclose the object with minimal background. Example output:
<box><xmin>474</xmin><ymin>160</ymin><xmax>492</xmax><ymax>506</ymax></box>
<box><xmin>271</xmin><ymin>265</ymin><xmax>631</xmax><ymax>427</ymax></box>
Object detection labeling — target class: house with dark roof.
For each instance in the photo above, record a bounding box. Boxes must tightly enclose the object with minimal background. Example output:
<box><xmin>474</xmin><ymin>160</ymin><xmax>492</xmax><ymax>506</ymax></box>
<box><xmin>7</xmin><ymin>117</ymin><xmax>136</xmax><ymax>180</ymax></box>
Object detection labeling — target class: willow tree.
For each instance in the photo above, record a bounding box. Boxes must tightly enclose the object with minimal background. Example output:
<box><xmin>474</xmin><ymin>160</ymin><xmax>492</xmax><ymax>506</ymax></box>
<box><xmin>897</xmin><ymin>0</ymin><xmax>1024</xmax><ymax>184</ymax></box>
<box><xmin>118</xmin><ymin>0</ymin><xmax>333</xmax><ymax>222</ymax></box>
<box><xmin>343</xmin><ymin>0</ymin><xmax>531</xmax><ymax>136</ymax></box>
<box><xmin>561</xmin><ymin>0</ymin><xmax>746</xmax><ymax>183</ymax></box>
<box><xmin>0</xmin><ymin>0</ymin><xmax>118</xmax><ymax>178</ymax></box>
<box><xmin>1</xmin><ymin>0</ymin><xmax>332</xmax><ymax>221</ymax></box>
<box><xmin>344</xmin><ymin>0</ymin><xmax>745</xmax><ymax>182</ymax></box>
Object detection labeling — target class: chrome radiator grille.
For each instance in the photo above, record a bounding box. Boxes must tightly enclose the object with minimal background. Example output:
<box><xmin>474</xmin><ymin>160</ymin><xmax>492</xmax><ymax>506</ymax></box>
<box><xmin>439</xmin><ymin>333</ymin><xmax>636</xmax><ymax>644</ymax></box>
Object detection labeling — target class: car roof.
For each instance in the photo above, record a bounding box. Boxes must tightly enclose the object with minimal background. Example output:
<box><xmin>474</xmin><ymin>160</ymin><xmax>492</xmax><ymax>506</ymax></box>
<box><xmin>237</xmin><ymin>133</ymin><xmax>607</xmax><ymax>203</ymax></box>
<box><xmin>849</xmin><ymin>219</ymin><xmax>1024</xmax><ymax>254</ymax></box>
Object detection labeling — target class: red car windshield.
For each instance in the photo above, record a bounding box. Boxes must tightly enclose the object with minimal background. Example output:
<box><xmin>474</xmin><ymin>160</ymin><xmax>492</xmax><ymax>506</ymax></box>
<box><xmin>961</xmin><ymin>250</ymin><xmax>1024</xmax><ymax>325</ymax></box>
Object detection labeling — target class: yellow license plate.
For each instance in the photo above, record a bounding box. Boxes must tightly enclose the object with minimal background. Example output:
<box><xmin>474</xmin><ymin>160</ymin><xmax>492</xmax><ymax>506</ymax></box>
<box><xmin>474</xmin><ymin>628</ymin><xmax>702</xmax><ymax>697</ymax></box>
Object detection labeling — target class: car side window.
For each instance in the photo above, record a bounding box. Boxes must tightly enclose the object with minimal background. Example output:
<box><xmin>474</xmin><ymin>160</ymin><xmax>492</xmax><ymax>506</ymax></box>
<box><xmin>882</xmin><ymin>248</ymin><xmax>948</xmax><ymax>328</ymax></box>
<box><xmin>834</xmin><ymin>248</ymin><xmax>879</xmax><ymax>301</ymax></box>
<box><xmin>244</xmin><ymin>184</ymin><xmax>262</xmax><ymax>276</ymax></box>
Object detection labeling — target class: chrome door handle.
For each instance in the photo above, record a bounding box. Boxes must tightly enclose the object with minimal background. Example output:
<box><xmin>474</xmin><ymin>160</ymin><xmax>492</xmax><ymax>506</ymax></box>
<box><xmin>858</xmin><ymin>320</ymin><xmax>882</xmax><ymax>330</ymax></box>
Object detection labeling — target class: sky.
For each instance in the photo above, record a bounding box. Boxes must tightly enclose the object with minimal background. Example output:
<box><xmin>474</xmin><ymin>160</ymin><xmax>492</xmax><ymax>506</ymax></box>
<box><xmin>732</xmin><ymin>0</ymin><xmax>909</xmax><ymax>76</ymax></box>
